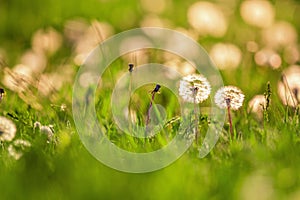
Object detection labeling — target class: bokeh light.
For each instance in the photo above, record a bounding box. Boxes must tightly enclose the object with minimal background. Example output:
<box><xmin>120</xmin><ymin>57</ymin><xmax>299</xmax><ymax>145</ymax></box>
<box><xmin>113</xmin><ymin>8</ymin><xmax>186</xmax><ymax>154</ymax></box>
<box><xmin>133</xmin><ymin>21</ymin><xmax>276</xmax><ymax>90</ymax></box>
<box><xmin>240</xmin><ymin>0</ymin><xmax>275</xmax><ymax>28</ymax></box>
<box><xmin>210</xmin><ymin>43</ymin><xmax>242</xmax><ymax>70</ymax></box>
<box><xmin>254</xmin><ymin>48</ymin><xmax>282</xmax><ymax>69</ymax></box>
<box><xmin>277</xmin><ymin>65</ymin><xmax>300</xmax><ymax>107</ymax></box>
<box><xmin>187</xmin><ymin>1</ymin><xmax>227</xmax><ymax>37</ymax></box>
<box><xmin>262</xmin><ymin>21</ymin><xmax>298</xmax><ymax>50</ymax></box>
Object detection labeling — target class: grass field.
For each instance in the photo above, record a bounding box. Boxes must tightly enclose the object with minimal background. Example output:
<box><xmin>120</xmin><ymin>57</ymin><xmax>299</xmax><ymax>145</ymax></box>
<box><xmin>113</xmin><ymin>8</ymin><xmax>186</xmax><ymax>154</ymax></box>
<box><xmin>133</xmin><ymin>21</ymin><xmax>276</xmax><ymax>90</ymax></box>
<box><xmin>1</xmin><ymin>0</ymin><xmax>300</xmax><ymax>199</ymax></box>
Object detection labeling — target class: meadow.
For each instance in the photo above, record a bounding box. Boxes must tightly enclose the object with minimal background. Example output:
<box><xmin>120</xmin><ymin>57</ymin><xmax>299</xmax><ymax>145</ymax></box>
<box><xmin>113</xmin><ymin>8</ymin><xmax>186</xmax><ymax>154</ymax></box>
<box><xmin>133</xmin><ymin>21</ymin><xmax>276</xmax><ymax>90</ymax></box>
<box><xmin>1</xmin><ymin>0</ymin><xmax>300</xmax><ymax>199</ymax></box>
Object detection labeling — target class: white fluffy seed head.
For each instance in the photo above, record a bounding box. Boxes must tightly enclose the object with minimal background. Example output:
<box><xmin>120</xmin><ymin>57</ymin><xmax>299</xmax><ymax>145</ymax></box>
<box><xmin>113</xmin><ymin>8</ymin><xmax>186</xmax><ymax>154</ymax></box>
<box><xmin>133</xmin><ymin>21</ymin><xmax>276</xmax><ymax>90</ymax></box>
<box><xmin>8</xmin><ymin>139</ymin><xmax>31</xmax><ymax>160</ymax></box>
<box><xmin>179</xmin><ymin>74</ymin><xmax>211</xmax><ymax>103</ymax></box>
<box><xmin>0</xmin><ymin>116</ymin><xmax>17</xmax><ymax>142</ymax></box>
<box><xmin>248</xmin><ymin>95</ymin><xmax>267</xmax><ymax>120</ymax></box>
<box><xmin>277</xmin><ymin>65</ymin><xmax>300</xmax><ymax>107</ymax></box>
<box><xmin>34</xmin><ymin>121</ymin><xmax>54</xmax><ymax>140</ymax></box>
<box><xmin>214</xmin><ymin>86</ymin><xmax>245</xmax><ymax>110</ymax></box>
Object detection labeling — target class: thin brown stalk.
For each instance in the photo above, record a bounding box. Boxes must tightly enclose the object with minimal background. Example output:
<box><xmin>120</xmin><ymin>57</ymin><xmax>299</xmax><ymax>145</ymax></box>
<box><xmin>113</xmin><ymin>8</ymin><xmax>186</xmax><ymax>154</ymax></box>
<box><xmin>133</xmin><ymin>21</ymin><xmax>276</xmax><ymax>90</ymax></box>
<box><xmin>226</xmin><ymin>98</ymin><xmax>234</xmax><ymax>138</ymax></box>
<box><xmin>193</xmin><ymin>87</ymin><xmax>199</xmax><ymax>144</ymax></box>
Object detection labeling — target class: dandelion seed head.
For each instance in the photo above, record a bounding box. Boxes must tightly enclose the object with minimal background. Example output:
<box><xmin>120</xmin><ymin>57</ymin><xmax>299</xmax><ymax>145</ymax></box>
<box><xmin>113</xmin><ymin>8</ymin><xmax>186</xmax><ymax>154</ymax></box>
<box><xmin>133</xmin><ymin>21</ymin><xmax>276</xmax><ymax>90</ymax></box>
<box><xmin>31</xmin><ymin>27</ymin><xmax>63</xmax><ymax>55</ymax></box>
<box><xmin>60</xmin><ymin>104</ymin><xmax>67</xmax><ymax>111</ymax></box>
<box><xmin>8</xmin><ymin>139</ymin><xmax>31</xmax><ymax>160</ymax></box>
<box><xmin>214</xmin><ymin>86</ymin><xmax>245</xmax><ymax>110</ymax></box>
<box><xmin>248</xmin><ymin>95</ymin><xmax>267</xmax><ymax>120</ymax></box>
<box><xmin>278</xmin><ymin>65</ymin><xmax>300</xmax><ymax>107</ymax></box>
<box><xmin>179</xmin><ymin>74</ymin><xmax>211</xmax><ymax>103</ymax></box>
<box><xmin>20</xmin><ymin>50</ymin><xmax>47</xmax><ymax>74</ymax></box>
<box><xmin>34</xmin><ymin>121</ymin><xmax>54</xmax><ymax>140</ymax></box>
<box><xmin>8</xmin><ymin>145</ymin><xmax>22</xmax><ymax>160</ymax></box>
<box><xmin>14</xmin><ymin>139</ymin><xmax>31</xmax><ymax>147</ymax></box>
<box><xmin>2</xmin><ymin>66</ymin><xmax>32</xmax><ymax>93</ymax></box>
<box><xmin>0</xmin><ymin>116</ymin><xmax>17</xmax><ymax>142</ymax></box>
<box><xmin>255</xmin><ymin>48</ymin><xmax>282</xmax><ymax>69</ymax></box>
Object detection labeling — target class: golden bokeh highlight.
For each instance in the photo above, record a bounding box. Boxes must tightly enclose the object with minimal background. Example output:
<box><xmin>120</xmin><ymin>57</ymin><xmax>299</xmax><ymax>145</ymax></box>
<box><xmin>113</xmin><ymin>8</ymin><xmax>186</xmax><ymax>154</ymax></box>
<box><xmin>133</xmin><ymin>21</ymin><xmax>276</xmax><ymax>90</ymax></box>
<box><xmin>262</xmin><ymin>21</ymin><xmax>298</xmax><ymax>50</ymax></box>
<box><xmin>210</xmin><ymin>43</ymin><xmax>242</xmax><ymax>70</ymax></box>
<box><xmin>187</xmin><ymin>1</ymin><xmax>227</xmax><ymax>37</ymax></box>
<box><xmin>255</xmin><ymin>48</ymin><xmax>282</xmax><ymax>69</ymax></box>
<box><xmin>31</xmin><ymin>27</ymin><xmax>63</xmax><ymax>56</ymax></box>
<box><xmin>140</xmin><ymin>0</ymin><xmax>169</xmax><ymax>14</ymax></box>
<box><xmin>240</xmin><ymin>0</ymin><xmax>275</xmax><ymax>28</ymax></box>
<box><xmin>73</xmin><ymin>20</ymin><xmax>115</xmax><ymax>65</ymax></box>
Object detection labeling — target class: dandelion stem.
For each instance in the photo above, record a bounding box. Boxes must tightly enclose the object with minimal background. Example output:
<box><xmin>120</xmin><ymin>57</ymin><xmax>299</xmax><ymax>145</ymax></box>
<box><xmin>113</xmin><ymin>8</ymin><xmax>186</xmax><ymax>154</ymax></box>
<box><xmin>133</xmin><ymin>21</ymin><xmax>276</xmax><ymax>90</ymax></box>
<box><xmin>226</xmin><ymin>98</ymin><xmax>234</xmax><ymax>138</ymax></box>
<box><xmin>193</xmin><ymin>87</ymin><xmax>199</xmax><ymax>144</ymax></box>
<box><xmin>145</xmin><ymin>85</ymin><xmax>161</xmax><ymax>139</ymax></box>
<box><xmin>128</xmin><ymin>63</ymin><xmax>134</xmax><ymax>133</ymax></box>
<box><xmin>146</xmin><ymin>93</ymin><xmax>155</xmax><ymax>125</ymax></box>
<box><xmin>263</xmin><ymin>81</ymin><xmax>271</xmax><ymax>122</ymax></box>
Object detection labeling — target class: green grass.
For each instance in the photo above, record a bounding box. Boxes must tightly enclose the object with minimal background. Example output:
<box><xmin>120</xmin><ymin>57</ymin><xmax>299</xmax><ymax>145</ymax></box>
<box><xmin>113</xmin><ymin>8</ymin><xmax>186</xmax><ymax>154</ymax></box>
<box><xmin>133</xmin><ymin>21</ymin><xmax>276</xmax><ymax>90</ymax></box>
<box><xmin>1</xmin><ymin>0</ymin><xmax>300</xmax><ymax>199</ymax></box>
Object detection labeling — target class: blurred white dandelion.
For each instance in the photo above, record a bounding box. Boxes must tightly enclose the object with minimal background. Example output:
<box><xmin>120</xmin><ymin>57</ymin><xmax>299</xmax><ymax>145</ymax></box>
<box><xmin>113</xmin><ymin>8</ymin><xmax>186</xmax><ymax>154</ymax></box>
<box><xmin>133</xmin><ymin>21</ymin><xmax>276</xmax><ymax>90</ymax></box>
<box><xmin>179</xmin><ymin>74</ymin><xmax>211</xmax><ymax>103</ymax></box>
<box><xmin>31</xmin><ymin>27</ymin><xmax>63</xmax><ymax>56</ymax></box>
<box><xmin>215</xmin><ymin>86</ymin><xmax>245</xmax><ymax>110</ymax></box>
<box><xmin>14</xmin><ymin>139</ymin><xmax>31</xmax><ymax>147</ymax></box>
<box><xmin>0</xmin><ymin>116</ymin><xmax>17</xmax><ymax>142</ymax></box>
<box><xmin>187</xmin><ymin>1</ymin><xmax>227</xmax><ymax>37</ymax></box>
<box><xmin>64</xmin><ymin>18</ymin><xmax>89</xmax><ymax>44</ymax></box>
<box><xmin>2</xmin><ymin>66</ymin><xmax>33</xmax><ymax>93</ymax></box>
<box><xmin>248</xmin><ymin>95</ymin><xmax>267</xmax><ymax>120</ymax></box>
<box><xmin>8</xmin><ymin>139</ymin><xmax>31</xmax><ymax>160</ymax></box>
<box><xmin>255</xmin><ymin>48</ymin><xmax>282</xmax><ymax>69</ymax></box>
<box><xmin>164</xmin><ymin>59</ymin><xmax>196</xmax><ymax>77</ymax></box>
<box><xmin>34</xmin><ymin>121</ymin><xmax>54</xmax><ymax>141</ymax></box>
<box><xmin>262</xmin><ymin>21</ymin><xmax>298</xmax><ymax>50</ymax></box>
<box><xmin>8</xmin><ymin>145</ymin><xmax>22</xmax><ymax>160</ymax></box>
<box><xmin>20</xmin><ymin>50</ymin><xmax>47</xmax><ymax>75</ymax></box>
<box><xmin>283</xmin><ymin>45</ymin><xmax>300</xmax><ymax>65</ymax></box>
<box><xmin>277</xmin><ymin>65</ymin><xmax>300</xmax><ymax>107</ymax></box>
<box><xmin>60</xmin><ymin>103</ymin><xmax>67</xmax><ymax>111</ymax></box>
<box><xmin>210</xmin><ymin>43</ymin><xmax>242</xmax><ymax>70</ymax></box>
<box><xmin>37</xmin><ymin>65</ymin><xmax>74</xmax><ymax>97</ymax></box>
<box><xmin>240</xmin><ymin>0</ymin><xmax>275</xmax><ymax>28</ymax></box>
